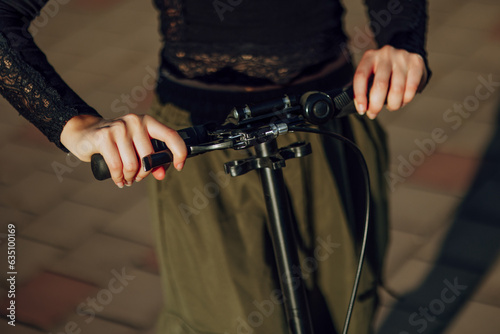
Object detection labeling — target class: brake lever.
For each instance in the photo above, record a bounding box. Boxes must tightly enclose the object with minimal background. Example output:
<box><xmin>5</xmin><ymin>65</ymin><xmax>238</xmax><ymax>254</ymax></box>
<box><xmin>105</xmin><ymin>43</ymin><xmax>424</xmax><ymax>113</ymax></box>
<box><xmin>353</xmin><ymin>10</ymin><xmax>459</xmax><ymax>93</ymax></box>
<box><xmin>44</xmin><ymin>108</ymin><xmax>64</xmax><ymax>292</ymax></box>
<box><xmin>143</xmin><ymin>119</ymin><xmax>294</xmax><ymax>172</ymax></box>
<box><xmin>142</xmin><ymin>122</ymin><xmax>281</xmax><ymax>172</ymax></box>
<box><xmin>142</xmin><ymin>139</ymin><xmax>235</xmax><ymax>172</ymax></box>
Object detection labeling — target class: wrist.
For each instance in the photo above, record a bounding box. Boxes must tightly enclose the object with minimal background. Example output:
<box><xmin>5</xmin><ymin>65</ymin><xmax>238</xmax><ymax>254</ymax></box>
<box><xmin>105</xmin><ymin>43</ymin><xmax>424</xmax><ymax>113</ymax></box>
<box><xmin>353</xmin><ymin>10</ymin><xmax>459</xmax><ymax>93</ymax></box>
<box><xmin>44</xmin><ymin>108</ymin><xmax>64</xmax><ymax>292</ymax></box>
<box><xmin>60</xmin><ymin>114</ymin><xmax>103</xmax><ymax>155</ymax></box>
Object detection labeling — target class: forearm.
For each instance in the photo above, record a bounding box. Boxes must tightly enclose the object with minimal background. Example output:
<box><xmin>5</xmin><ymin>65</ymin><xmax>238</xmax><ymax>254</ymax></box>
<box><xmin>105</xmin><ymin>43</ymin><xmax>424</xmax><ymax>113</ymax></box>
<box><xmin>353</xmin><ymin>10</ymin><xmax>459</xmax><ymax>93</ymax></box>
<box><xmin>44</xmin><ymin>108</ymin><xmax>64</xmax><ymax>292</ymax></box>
<box><xmin>0</xmin><ymin>0</ymin><xmax>101</xmax><ymax>151</ymax></box>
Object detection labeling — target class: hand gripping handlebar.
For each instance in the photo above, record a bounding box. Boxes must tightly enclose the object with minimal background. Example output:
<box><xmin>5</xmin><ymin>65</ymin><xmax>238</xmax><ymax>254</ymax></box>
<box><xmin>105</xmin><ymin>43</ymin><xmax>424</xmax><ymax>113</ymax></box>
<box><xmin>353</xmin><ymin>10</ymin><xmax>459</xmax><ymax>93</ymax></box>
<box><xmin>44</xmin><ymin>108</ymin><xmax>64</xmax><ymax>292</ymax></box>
<box><xmin>91</xmin><ymin>85</ymin><xmax>357</xmax><ymax>180</ymax></box>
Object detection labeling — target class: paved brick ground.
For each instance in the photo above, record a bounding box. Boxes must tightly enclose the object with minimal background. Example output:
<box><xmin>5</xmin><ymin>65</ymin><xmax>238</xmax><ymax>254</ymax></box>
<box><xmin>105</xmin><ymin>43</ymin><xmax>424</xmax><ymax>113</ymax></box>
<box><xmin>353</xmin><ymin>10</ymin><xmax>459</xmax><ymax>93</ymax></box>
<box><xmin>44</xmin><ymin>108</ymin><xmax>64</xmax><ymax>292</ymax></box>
<box><xmin>0</xmin><ymin>0</ymin><xmax>499</xmax><ymax>333</ymax></box>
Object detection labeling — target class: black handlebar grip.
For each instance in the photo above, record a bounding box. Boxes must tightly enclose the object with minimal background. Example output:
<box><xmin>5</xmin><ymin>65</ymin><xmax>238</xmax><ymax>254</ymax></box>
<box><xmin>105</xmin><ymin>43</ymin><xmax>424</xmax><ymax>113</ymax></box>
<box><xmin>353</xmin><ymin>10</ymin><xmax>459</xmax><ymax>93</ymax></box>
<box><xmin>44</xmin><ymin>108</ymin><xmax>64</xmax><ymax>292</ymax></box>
<box><xmin>91</xmin><ymin>154</ymin><xmax>111</xmax><ymax>181</ymax></box>
<box><xmin>331</xmin><ymin>85</ymin><xmax>356</xmax><ymax>118</ymax></box>
<box><xmin>330</xmin><ymin>79</ymin><xmax>376</xmax><ymax>118</ymax></box>
<box><xmin>90</xmin><ymin>144</ymin><xmax>174</xmax><ymax>181</ymax></box>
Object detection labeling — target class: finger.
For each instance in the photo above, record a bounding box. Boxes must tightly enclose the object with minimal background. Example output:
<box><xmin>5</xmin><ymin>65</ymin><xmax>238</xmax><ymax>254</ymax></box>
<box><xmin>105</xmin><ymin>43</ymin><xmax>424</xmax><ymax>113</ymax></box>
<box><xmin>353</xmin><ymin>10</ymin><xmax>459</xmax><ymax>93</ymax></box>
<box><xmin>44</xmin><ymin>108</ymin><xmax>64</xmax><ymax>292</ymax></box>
<box><xmin>116</xmin><ymin>135</ymin><xmax>143</xmax><ymax>186</ymax></box>
<box><xmin>113</xmin><ymin>113</ymin><xmax>155</xmax><ymax>183</ymax></box>
<box><xmin>152</xmin><ymin>166</ymin><xmax>167</xmax><ymax>181</ymax></box>
<box><xmin>403</xmin><ymin>65</ymin><xmax>425</xmax><ymax>106</ymax></box>
<box><xmin>144</xmin><ymin>115</ymin><xmax>188</xmax><ymax>171</ymax></box>
<box><xmin>367</xmin><ymin>62</ymin><xmax>392</xmax><ymax>119</ymax></box>
<box><xmin>100</xmin><ymin>139</ymin><xmax>125</xmax><ymax>188</ymax></box>
<box><xmin>413</xmin><ymin>54</ymin><xmax>428</xmax><ymax>93</ymax></box>
<box><xmin>386</xmin><ymin>68</ymin><xmax>406</xmax><ymax>111</ymax></box>
<box><xmin>353</xmin><ymin>52</ymin><xmax>375</xmax><ymax>115</ymax></box>
<box><xmin>129</xmin><ymin>130</ymin><xmax>156</xmax><ymax>183</ymax></box>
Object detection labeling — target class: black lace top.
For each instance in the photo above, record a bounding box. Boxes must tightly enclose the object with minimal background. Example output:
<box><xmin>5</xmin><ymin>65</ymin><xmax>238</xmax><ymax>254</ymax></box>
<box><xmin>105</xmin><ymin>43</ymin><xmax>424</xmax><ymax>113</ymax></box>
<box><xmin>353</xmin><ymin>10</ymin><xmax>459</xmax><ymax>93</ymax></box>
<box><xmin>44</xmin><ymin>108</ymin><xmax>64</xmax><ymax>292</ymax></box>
<box><xmin>153</xmin><ymin>0</ymin><xmax>347</xmax><ymax>85</ymax></box>
<box><xmin>0</xmin><ymin>0</ymin><xmax>430</xmax><ymax>150</ymax></box>
<box><xmin>153</xmin><ymin>0</ymin><xmax>430</xmax><ymax>86</ymax></box>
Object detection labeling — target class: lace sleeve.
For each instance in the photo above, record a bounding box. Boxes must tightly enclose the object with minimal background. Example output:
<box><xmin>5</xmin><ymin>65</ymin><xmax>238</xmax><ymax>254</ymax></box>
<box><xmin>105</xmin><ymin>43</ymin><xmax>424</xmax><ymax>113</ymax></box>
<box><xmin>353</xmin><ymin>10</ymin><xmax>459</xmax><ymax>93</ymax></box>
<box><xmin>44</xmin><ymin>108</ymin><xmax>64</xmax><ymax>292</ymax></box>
<box><xmin>0</xmin><ymin>0</ymin><xmax>101</xmax><ymax>151</ymax></box>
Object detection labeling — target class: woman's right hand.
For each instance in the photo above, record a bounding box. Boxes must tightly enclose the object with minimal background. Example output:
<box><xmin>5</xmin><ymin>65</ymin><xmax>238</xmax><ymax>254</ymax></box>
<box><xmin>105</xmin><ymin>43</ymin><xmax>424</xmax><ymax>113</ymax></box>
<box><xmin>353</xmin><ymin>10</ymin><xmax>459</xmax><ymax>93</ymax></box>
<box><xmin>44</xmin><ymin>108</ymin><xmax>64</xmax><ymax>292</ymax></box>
<box><xmin>60</xmin><ymin>113</ymin><xmax>188</xmax><ymax>188</ymax></box>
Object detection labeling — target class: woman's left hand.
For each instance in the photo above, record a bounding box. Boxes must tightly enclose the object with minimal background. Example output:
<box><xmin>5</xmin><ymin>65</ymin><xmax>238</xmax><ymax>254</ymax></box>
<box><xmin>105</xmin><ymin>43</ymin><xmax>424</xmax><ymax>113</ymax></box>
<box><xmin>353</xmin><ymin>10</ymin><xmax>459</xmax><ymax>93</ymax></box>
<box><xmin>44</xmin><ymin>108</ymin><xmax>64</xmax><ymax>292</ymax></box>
<box><xmin>353</xmin><ymin>45</ymin><xmax>428</xmax><ymax>119</ymax></box>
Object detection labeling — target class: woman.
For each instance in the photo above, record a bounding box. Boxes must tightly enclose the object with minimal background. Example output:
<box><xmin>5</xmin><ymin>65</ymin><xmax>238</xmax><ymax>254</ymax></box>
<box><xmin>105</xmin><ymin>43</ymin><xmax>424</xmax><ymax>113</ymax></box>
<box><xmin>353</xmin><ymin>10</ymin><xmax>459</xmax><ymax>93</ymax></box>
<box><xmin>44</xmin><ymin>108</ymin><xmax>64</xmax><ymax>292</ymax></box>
<box><xmin>0</xmin><ymin>0</ymin><xmax>430</xmax><ymax>332</ymax></box>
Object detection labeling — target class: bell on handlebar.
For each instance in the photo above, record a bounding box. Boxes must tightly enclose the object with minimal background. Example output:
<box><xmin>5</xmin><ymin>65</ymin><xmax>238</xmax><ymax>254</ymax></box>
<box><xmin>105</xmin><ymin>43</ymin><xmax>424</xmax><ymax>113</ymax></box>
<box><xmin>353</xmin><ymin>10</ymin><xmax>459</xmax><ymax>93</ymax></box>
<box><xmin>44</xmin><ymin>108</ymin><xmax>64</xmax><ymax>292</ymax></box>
<box><xmin>300</xmin><ymin>91</ymin><xmax>335</xmax><ymax>125</ymax></box>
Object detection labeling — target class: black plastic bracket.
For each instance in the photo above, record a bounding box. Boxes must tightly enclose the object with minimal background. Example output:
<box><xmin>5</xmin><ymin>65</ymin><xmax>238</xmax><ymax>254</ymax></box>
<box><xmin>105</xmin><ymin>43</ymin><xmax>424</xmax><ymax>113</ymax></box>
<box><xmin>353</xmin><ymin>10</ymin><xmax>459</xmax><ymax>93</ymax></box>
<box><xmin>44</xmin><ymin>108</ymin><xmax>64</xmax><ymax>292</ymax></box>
<box><xmin>224</xmin><ymin>142</ymin><xmax>312</xmax><ymax>177</ymax></box>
